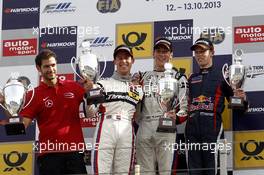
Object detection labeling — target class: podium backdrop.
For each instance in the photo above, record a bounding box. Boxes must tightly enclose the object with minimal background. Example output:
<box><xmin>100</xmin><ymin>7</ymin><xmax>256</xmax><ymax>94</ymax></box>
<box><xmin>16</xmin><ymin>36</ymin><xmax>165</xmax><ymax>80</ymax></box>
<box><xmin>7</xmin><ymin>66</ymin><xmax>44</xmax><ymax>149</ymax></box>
<box><xmin>1</xmin><ymin>0</ymin><xmax>264</xmax><ymax>174</ymax></box>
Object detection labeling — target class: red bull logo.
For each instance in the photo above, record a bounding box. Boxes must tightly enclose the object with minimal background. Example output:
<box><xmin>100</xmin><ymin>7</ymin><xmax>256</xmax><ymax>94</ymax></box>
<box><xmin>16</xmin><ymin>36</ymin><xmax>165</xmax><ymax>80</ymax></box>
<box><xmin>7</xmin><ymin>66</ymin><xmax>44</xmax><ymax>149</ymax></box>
<box><xmin>192</xmin><ymin>95</ymin><xmax>211</xmax><ymax>103</ymax></box>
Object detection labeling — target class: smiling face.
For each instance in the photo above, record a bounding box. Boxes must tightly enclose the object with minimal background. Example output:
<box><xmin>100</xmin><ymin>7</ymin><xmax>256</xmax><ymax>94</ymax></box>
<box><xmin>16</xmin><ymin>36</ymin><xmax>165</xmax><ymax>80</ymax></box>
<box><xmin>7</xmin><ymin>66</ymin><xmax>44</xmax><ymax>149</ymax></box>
<box><xmin>193</xmin><ymin>45</ymin><xmax>214</xmax><ymax>69</ymax></box>
<box><xmin>153</xmin><ymin>45</ymin><xmax>172</xmax><ymax>71</ymax></box>
<box><xmin>114</xmin><ymin>50</ymin><xmax>134</xmax><ymax>76</ymax></box>
<box><xmin>36</xmin><ymin>56</ymin><xmax>57</xmax><ymax>84</ymax></box>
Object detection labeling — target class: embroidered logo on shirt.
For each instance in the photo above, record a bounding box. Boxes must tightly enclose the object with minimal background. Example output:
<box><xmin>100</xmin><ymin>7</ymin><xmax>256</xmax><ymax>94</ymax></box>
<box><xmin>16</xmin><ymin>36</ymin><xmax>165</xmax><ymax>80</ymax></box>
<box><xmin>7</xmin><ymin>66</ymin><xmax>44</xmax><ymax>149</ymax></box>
<box><xmin>64</xmin><ymin>92</ymin><xmax>74</xmax><ymax>98</ymax></box>
<box><xmin>45</xmin><ymin>99</ymin><xmax>53</xmax><ymax>108</ymax></box>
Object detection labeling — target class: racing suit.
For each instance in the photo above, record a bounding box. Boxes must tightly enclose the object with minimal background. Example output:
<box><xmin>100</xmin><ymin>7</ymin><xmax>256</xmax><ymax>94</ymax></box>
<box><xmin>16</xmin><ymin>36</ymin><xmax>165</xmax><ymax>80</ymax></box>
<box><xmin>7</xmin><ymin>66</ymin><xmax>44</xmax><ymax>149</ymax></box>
<box><xmin>186</xmin><ymin>65</ymin><xmax>247</xmax><ymax>175</ymax></box>
<box><xmin>135</xmin><ymin>68</ymin><xmax>188</xmax><ymax>175</ymax></box>
<box><xmin>91</xmin><ymin>72</ymin><xmax>142</xmax><ymax>175</ymax></box>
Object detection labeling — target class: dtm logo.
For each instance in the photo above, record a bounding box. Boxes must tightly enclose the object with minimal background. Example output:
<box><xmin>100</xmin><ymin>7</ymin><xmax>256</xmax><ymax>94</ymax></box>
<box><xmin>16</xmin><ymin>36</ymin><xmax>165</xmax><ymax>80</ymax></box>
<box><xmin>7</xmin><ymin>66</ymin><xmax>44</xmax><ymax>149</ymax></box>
<box><xmin>3</xmin><ymin>151</ymin><xmax>28</xmax><ymax>172</ymax></box>
<box><xmin>240</xmin><ymin>140</ymin><xmax>264</xmax><ymax>161</ymax></box>
<box><xmin>97</xmin><ymin>0</ymin><xmax>121</xmax><ymax>13</ymax></box>
<box><xmin>122</xmin><ymin>32</ymin><xmax>147</xmax><ymax>51</ymax></box>
<box><xmin>88</xmin><ymin>37</ymin><xmax>113</xmax><ymax>47</ymax></box>
<box><xmin>200</xmin><ymin>27</ymin><xmax>225</xmax><ymax>45</ymax></box>
<box><xmin>41</xmin><ymin>42</ymin><xmax>76</xmax><ymax>48</ymax></box>
<box><xmin>3</xmin><ymin>39</ymin><xmax>37</xmax><ymax>57</ymax></box>
<box><xmin>43</xmin><ymin>2</ymin><xmax>76</xmax><ymax>13</ymax></box>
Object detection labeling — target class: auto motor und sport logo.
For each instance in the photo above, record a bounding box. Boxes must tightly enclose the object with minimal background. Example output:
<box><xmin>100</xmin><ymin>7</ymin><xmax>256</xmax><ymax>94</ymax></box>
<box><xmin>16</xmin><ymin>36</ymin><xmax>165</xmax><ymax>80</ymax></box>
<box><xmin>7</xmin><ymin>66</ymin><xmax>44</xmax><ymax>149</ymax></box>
<box><xmin>234</xmin><ymin>25</ymin><xmax>264</xmax><ymax>43</ymax></box>
<box><xmin>40</xmin><ymin>41</ymin><xmax>76</xmax><ymax>49</ymax></box>
<box><xmin>3</xmin><ymin>38</ymin><xmax>37</xmax><ymax>57</ymax></box>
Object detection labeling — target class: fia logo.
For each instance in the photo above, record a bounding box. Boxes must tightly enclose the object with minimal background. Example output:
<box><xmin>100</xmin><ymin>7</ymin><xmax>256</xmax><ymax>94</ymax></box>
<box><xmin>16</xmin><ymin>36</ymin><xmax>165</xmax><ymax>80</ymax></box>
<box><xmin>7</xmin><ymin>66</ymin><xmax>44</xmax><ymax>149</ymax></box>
<box><xmin>240</xmin><ymin>140</ymin><xmax>264</xmax><ymax>160</ymax></box>
<box><xmin>122</xmin><ymin>32</ymin><xmax>147</xmax><ymax>51</ymax></box>
<box><xmin>97</xmin><ymin>0</ymin><xmax>121</xmax><ymax>13</ymax></box>
<box><xmin>3</xmin><ymin>151</ymin><xmax>28</xmax><ymax>172</ymax></box>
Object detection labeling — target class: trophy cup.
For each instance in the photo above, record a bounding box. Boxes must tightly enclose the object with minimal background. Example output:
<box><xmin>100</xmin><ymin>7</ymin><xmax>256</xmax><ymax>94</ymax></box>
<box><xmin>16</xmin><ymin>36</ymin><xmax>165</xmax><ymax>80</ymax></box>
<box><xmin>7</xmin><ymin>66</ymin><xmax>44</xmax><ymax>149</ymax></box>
<box><xmin>71</xmin><ymin>39</ymin><xmax>106</xmax><ymax>104</ymax></box>
<box><xmin>0</xmin><ymin>73</ymin><xmax>34</xmax><ymax>135</ymax></box>
<box><xmin>222</xmin><ymin>49</ymin><xmax>246</xmax><ymax>109</ymax></box>
<box><xmin>156</xmin><ymin>63</ymin><xmax>186</xmax><ymax>133</ymax></box>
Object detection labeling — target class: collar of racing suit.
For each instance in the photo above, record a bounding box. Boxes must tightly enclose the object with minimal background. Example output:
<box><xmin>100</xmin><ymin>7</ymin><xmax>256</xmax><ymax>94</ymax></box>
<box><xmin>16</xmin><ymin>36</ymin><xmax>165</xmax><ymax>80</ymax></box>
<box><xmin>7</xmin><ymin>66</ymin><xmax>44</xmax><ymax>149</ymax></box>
<box><xmin>199</xmin><ymin>65</ymin><xmax>213</xmax><ymax>74</ymax></box>
<box><xmin>112</xmin><ymin>71</ymin><xmax>132</xmax><ymax>82</ymax></box>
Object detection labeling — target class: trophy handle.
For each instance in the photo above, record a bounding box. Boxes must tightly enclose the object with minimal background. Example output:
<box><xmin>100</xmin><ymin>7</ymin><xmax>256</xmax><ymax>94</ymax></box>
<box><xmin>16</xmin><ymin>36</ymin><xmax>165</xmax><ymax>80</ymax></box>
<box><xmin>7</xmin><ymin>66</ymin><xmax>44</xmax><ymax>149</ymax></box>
<box><xmin>23</xmin><ymin>84</ymin><xmax>35</xmax><ymax>109</ymax></box>
<box><xmin>222</xmin><ymin>63</ymin><xmax>231</xmax><ymax>86</ymax></box>
<box><xmin>98</xmin><ymin>55</ymin><xmax>107</xmax><ymax>79</ymax></box>
<box><xmin>174</xmin><ymin>78</ymin><xmax>187</xmax><ymax>109</ymax></box>
<box><xmin>70</xmin><ymin>56</ymin><xmax>83</xmax><ymax>80</ymax></box>
<box><xmin>0</xmin><ymin>87</ymin><xmax>8</xmax><ymax>111</ymax></box>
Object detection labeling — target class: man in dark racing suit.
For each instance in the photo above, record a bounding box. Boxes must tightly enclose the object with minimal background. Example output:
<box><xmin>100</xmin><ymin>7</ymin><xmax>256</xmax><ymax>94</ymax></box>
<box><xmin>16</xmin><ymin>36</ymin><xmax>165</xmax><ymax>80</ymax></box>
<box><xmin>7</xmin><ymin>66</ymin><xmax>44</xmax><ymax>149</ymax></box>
<box><xmin>185</xmin><ymin>38</ymin><xmax>248</xmax><ymax>175</ymax></box>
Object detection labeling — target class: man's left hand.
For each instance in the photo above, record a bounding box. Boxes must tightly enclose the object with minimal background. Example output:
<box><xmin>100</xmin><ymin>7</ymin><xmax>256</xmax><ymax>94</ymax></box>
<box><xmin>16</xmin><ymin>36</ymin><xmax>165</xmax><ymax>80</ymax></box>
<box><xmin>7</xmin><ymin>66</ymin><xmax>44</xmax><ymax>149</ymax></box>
<box><xmin>234</xmin><ymin>88</ymin><xmax>247</xmax><ymax>100</ymax></box>
<box><xmin>79</xmin><ymin>79</ymin><xmax>94</xmax><ymax>91</ymax></box>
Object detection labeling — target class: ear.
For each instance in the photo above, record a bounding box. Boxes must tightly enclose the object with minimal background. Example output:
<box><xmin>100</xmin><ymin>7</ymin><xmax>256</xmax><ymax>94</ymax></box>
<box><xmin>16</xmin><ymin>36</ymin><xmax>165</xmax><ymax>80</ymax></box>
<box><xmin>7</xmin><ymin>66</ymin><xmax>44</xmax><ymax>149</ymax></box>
<box><xmin>36</xmin><ymin>65</ymin><xmax>41</xmax><ymax>73</ymax></box>
<box><xmin>210</xmin><ymin>49</ymin><xmax>215</xmax><ymax>56</ymax></box>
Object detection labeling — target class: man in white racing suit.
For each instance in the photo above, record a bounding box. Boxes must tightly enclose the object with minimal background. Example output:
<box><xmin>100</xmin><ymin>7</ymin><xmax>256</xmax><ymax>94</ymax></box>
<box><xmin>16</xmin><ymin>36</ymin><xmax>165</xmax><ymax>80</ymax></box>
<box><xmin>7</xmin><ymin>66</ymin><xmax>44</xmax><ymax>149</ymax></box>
<box><xmin>134</xmin><ymin>38</ymin><xmax>188</xmax><ymax>175</ymax></box>
<box><xmin>87</xmin><ymin>45</ymin><xmax>143</xmax><ymax>175</ymax></box>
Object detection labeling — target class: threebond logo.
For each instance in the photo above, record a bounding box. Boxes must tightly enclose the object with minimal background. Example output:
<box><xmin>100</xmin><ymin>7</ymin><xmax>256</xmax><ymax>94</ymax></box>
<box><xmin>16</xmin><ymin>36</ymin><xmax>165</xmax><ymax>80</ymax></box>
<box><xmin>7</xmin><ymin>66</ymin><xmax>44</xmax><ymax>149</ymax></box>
<box><xmin>43</xmin><ymin>2</ymin><xmax>76</xmax><ymax>13</ymax></box>
<box><xmin>116</xmin><ymin>23</ymin><xmax>152</xmax><ymax>58</ymax></box>
<box><xmin>4</xmin><ymin>7</ymin><xmax>39</xmax><ymax>14</ymax></box>
<box><xmin>234</xmin><ymin>131</ymin><xmax>264</xmax><ymax>169</ymax></box>
<box><xmin>41</xmin><ymin>41</ymin><xmax>76</xmax><ymax>49</ymax></box>
<box><xmin>97</xmin><ymin>0</ymin><xmax>121</xmax><ymax>13</ymax></box>
<box><xmin>234</xmin><ymin>25</ymin><xmax>264</xmax><ymax>43</ymax></box>
<box><xmin>0</xmin><ymin>142</ymin><xmax>33</xmax><ymax>175</ymax></box>
<box><xmin>3</xmin><ymin>39</ymin><xmax>37</xmax><ymax>57</ymax></box>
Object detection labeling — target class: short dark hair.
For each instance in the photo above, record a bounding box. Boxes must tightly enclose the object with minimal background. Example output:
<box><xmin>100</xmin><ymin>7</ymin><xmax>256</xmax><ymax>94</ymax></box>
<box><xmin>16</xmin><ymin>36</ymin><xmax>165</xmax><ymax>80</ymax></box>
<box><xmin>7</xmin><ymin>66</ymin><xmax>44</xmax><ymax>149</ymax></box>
<box><xmin>35</xmin><ymin>49</ymin><xmax>57</xmax><ymax>67</ymax></box>
<box><xmin>18</xmin><ymin>76</ymin><xmax>31</xmax><ymax>87</ymax></box>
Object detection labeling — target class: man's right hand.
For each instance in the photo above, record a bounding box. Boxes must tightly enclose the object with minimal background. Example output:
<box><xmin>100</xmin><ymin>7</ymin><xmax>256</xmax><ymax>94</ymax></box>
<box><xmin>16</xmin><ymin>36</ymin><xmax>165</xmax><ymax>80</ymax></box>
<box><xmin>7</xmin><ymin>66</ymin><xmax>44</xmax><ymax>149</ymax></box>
<box><xmin>0</xmin><ymin>93</ymin><xmax>4</xmax><ymax>104</ymax></box>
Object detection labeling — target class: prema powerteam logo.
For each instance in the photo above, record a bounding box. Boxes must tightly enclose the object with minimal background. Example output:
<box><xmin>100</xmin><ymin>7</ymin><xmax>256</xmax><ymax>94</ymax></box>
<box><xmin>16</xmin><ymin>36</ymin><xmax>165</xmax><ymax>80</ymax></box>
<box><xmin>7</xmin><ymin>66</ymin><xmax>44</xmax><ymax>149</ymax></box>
<box><xmin>41</xmin><ymin>41</ymin><xmax>76</xmax><ymax>49</ymax></box>
<box><xmin>234</xmin><ymin>25</ymin><xmax>264</xmax><ymax>43</ymax></box>
<box><xmin>43</xmin><ymin>2</ymin><xmax>76</xmax><ymax>13</ymax></box>
<box><xmin>88</xmin><ymin>37</ymin><xmax>113</xmax><ymax>47</ymax></box>
<box><xmin>3</xmin><ymin>39</ymin><xmax>37</xmax><ymax>57</ymax></box>
<box><xmin>4</xmin><ymin>7</ymin><xmax>39</xmax><ymax>14</ymax></box>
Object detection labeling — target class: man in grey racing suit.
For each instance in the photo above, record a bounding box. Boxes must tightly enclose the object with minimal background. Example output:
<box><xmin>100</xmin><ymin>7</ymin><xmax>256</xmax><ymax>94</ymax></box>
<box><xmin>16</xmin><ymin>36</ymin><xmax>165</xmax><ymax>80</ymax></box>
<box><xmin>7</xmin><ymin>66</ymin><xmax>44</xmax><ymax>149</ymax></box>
<box><xmin>135</xmin><ymin>38</ymin><xmax>189</xmax><ymax>175</ymax></box>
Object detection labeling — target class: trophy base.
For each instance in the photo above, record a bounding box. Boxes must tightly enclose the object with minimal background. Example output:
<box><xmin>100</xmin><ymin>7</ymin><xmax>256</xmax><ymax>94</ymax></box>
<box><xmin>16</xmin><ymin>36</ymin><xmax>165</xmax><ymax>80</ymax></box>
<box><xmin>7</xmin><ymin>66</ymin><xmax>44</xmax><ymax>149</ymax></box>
<box><xmin>156</xmin><ymin>117</ymin><xmax>176</xmax><ymax>133</ymax></box>
<box><xmin>5</xmin><ymin>122</ymin><xmax>26</xmax><ymax>135</ymax></box>
<box><xmin>85</xmin><ymin>88</ymin><xmax>105</xmax><ymax>105</ymax></box>
<box><xmin>228</xmin><ymin>96</ymin><xmax>244</xmax><ymax>109</ymax></box>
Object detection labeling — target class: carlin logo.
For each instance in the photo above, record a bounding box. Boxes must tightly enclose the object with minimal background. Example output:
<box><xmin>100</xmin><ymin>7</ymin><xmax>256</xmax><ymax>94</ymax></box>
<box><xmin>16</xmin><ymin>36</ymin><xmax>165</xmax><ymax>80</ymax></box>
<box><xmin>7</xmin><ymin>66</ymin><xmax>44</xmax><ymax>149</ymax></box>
<box><xmin>122</xmin><ymin>32</ymin><xmax>147</xmax><ymax>51</ymax></box>
<box><xmin>3</xmin><ymin>151</ymin><xmax>28</xmax><ymax>172</ymax></box>
<box><xmin>200</xmin><ymin>27</ymin><xmax>225</xmax><ymax>44</ymax></box>
<box><xmin>240</xmin><ymin>140</ymin><xmax>264</xmax><ymax>161</ymax></box>
<box><xmin>3</xmin><ymin>39</ymin><xmax>37</xmax><ymax>57</ymax></box>
<box><xmin>41</xmin><ymin>41</ymin><xmax>76</xmax><ymax>49</ymax></box>
<box><xmin>234</xmin><ymin>25</ymin><xmax>264</xmax><ymax>43</ymax></box>
<box><xmin>246</xmin><ymin>65</ymin><xmax>264</xmax><ymax>78</ymax></box>
<box><xmin>97</xmin><ymin>0</ymin><xmax>121</xmax><ymax>13</ymax></box>
<box><xmin>43</xmin><ymin>2</ymin><xmax>76</xmax><ymax>13</ymax></box>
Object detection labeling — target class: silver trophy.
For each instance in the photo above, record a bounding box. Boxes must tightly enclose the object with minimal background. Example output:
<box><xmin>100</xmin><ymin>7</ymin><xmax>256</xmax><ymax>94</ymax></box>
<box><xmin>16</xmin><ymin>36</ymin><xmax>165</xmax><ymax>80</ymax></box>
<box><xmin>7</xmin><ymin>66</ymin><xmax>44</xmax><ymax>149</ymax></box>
<box><xmin>222</xmin><ymin>49</ymin><xmax>246</xmax><ymax>109</ymax></box>
<box><xmin>0</xmin><ymin>73</ymin><xmax>34</xmax><ymax>135</ymax></box>
<box><xmin>71</xmin><ymin>39</ymin><xmax>106</xmax><ymax>104</ymax></box>
<box><xmin>156</xmin><ymin>63</ymin><xmax>186</xmax><ymax>133</ymax></box>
